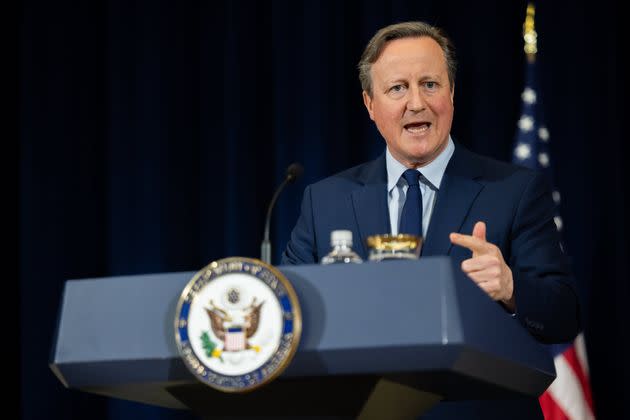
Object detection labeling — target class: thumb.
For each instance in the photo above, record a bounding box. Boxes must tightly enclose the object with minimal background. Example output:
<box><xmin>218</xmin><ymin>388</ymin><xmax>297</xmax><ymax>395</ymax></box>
<box><xmin>472</xmin><ymin>221</ymin><xmax>486</xmax><ymax>242</ymax></box>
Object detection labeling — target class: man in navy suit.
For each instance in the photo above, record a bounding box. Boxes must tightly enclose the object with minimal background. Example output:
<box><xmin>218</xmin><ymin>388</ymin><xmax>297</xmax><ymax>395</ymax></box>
<box><xmin>281</xmin><ymin>21</ymin><xmax>580</xmax><ymax>419</ymax></box>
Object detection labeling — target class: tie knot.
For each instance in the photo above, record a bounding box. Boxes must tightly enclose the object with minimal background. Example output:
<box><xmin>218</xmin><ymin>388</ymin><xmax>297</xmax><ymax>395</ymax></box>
<box><xmin>402</xmin><ymin>169</ymin><xmax>421</xmax><ymax>187</ymax></box>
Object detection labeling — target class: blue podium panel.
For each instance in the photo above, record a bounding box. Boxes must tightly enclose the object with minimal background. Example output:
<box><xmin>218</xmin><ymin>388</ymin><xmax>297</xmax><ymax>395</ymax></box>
<box><xmin>50</xmin><ymin>257</ymin><xmax>554</xmax><ymax>409</ymax></box>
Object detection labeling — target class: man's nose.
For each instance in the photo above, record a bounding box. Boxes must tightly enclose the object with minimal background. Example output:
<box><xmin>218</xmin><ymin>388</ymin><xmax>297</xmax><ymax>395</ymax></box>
<box><xmin>406</xmin><ymin>87</ymin><xmax>425</xmax><ymax>112</ymax></box>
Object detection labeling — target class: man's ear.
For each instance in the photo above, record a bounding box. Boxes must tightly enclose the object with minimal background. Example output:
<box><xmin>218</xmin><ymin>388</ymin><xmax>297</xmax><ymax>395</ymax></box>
<box><xmin>450</xmin><ymin>83</ymin><xmax>455</xmax><ymax>104</ymax></box>
<box><xmin>362</xmin><ymin>90</ymin><xmax>375</xmax><ymax>121</ymax></box>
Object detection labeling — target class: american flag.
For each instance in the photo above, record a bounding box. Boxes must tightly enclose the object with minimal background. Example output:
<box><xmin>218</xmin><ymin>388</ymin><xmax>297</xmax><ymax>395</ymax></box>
<box><xmin>513</xmin><ymin>4</ymin><xmax>595</xmax><ymax>419</ymax></box>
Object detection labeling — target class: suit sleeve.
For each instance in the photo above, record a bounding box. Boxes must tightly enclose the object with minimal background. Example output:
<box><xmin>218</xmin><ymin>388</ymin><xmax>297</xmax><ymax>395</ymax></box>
<box><xmin>281</xmin><ymin>185</ymin><xmax>318</xmax><ymax>265</ymax></box>
<box><xmin>510</xmin><ymin>171</ymin><xmax>581</xmax><ymax>343</ymax></box>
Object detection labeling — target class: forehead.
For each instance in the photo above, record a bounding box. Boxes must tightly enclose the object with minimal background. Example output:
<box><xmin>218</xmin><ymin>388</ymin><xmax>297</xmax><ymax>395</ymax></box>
<box><xmin>372</xmin><ymin>36</ymin><xmax>447</xmax><ymax>78</ymax></box>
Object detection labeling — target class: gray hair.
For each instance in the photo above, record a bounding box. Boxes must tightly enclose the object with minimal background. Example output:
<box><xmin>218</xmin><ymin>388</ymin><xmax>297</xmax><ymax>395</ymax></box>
<box><xmin>358</xmin><ymin>21</ymin><xmax>457</xmax><ymax>97</ymax></box>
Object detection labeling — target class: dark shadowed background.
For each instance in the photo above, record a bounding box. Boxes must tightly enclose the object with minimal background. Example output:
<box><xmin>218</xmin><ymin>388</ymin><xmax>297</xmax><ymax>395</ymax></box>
<box><xmin>19</xmin><ymin>0</ymin><xmax>627</xmax><ymax>418</ymax></box>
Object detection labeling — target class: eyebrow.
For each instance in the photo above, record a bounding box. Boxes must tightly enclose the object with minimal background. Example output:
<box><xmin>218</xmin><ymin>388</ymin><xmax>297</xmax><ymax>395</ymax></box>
<box><xmin>418</xmin><ymin>74</ymin><xmax>441</xmax><ymax>81</ymax></box>
<box><xmin>384</xmin><ymin>78</ymin><xmax>407</xmax><ymax>85</ymax></box>
<box><xmin>385</xmin><ymin>74</ymin><xmax>442</xmax><ymax>85</ymax></box>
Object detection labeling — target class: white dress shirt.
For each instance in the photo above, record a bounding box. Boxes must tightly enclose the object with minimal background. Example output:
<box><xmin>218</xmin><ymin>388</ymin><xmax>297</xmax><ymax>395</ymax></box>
<box><xmin>386</xmin><ymin>137</ymin><xmax>455</xmax><ymax>236</ymax></box>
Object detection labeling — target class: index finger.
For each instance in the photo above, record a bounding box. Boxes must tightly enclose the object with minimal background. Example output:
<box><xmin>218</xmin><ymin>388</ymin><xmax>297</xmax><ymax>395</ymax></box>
<box><xmin>449</xmin><ymin>232</ymin><xmax>491</xmax><ymax>255</ymax></box>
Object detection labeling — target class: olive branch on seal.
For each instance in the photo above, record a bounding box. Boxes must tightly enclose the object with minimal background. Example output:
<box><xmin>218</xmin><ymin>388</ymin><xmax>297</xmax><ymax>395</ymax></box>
<box><xmin>200</xmin><ymin>331</ymin><xmax>224</xmax><ymax>362</ymax></box>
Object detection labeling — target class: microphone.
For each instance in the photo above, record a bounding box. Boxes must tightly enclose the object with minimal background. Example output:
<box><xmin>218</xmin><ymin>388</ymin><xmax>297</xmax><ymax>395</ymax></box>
<box><xmin>261</xmin><ymin>163</ymin><xmax>304</xmax><ymax>264</ymax></box>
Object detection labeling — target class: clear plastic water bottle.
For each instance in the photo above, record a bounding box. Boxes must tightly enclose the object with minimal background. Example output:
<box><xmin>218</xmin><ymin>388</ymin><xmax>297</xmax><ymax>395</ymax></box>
<box><xmin>320</xmin><ymin>230</ymin><xmax>363</xmax><ymax>265</ymax></box>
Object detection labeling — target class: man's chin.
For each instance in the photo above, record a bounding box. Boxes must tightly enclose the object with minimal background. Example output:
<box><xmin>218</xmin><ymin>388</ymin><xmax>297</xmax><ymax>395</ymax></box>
<box><xmin>404</xmin><ymin>146</ymin><xmax>444</xmax><ymax>167</ymax></box>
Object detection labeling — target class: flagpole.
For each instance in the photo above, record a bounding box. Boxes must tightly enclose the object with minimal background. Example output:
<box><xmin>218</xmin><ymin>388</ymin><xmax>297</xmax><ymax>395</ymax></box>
<box><xmin>523</xmin><ymin>3</ymin><xmax>537</xmax><ymax>61</ymax></box>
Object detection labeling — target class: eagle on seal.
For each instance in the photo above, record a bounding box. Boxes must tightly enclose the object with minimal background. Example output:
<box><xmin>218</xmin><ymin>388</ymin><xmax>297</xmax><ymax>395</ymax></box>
<box><xmin>206</xmin><ymin>297</ymin><xmax>264</xmax><ymax>351</ymax></box>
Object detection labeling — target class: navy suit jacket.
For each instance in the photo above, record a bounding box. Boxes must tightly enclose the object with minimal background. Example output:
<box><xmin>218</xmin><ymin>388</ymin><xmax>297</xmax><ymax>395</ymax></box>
<box><xmin>281</xmin><ymin>144</ymin><xmax>580</xmax><ymax>418</ymax></box>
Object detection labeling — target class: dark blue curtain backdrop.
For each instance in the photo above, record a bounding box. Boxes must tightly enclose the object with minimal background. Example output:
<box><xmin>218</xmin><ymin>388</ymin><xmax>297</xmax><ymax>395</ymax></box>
<box><xmin>19</xmin><ymin>0</ymin><xmax>627</xmax><ymax>418</ymax></box>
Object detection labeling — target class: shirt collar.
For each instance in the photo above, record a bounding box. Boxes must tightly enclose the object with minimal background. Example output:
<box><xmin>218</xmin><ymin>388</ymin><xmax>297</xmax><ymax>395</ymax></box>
<box><xmin>386</xmin><ymin>136</ymin><xmax>455</xmax><ymax>192</ymax></box>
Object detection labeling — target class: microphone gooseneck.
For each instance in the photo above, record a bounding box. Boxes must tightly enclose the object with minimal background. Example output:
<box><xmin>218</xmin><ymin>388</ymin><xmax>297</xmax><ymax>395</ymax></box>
<box><xmin>261</xmin><ymin>163</ymin><xmax>304</xmax><ymax>264</ymax></box>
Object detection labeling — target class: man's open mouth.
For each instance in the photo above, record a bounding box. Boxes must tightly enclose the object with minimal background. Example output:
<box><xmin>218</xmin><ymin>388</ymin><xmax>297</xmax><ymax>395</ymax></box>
<box><xmin>404</xmin><ymin>122</ymin><xmax>431</xmax><ymax>133</ymax></box>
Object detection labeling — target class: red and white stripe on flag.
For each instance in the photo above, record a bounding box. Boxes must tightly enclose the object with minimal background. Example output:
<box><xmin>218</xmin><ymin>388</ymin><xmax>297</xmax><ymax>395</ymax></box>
<box><xmin>539</xmin><ymin>333</ymin><xmax>595</xmax><ymax>419</ymax></box>
<box><xmin>225</xmin><ymin>330</ymin><xmax>246</xmax><ymax>351</ymax></box>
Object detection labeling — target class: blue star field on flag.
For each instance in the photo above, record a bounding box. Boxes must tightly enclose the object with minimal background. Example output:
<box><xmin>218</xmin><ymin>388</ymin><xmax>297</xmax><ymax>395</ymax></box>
<box><xmin>512</xmin><ymin>60</ymin><xmax>564</xmax><ymax>237</ymax></box>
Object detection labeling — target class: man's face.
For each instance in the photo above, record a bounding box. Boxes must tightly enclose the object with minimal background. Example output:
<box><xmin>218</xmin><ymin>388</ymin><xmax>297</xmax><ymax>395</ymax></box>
<box><xmin>363</xmin><ymin>36</ymin><xmax>454</xmax><ymax>168</ymax></box>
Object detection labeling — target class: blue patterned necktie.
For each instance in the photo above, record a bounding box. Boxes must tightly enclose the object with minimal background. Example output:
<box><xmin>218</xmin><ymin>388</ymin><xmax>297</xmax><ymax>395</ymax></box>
<box><xmin>399</xmin><ymin>169</ymin><xmax>423</xmax><ymax>237</ymax></box>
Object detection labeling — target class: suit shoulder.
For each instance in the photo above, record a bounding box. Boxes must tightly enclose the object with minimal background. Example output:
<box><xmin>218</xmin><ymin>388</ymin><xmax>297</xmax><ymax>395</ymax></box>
<box><xmin>308</xmin><ymin>156</ymin><xmax>385</xmax><ymax>192</ymax></box>
<box><xmin>464</xmin><ymin>148</ymin><xmax>538</xmax><ymax>182</ymax></box>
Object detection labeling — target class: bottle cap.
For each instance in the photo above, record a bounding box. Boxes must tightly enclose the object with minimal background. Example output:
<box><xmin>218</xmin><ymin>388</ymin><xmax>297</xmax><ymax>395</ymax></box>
<box><xmin>331</xmin><ymin>230</ymin><xmax>353</xmax><ymax>246</ymax></box>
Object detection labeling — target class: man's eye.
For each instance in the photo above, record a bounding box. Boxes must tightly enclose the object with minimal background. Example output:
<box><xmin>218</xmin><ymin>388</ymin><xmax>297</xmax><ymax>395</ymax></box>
<box><xmin>424</xmin><ymin>81</ymin><xmax>437</xmax><ymax>90</ymax></box>
<box><xmin>390</xmin><ymin>85</ymin><xmax>405</xmax><ymax>93</ymax></box>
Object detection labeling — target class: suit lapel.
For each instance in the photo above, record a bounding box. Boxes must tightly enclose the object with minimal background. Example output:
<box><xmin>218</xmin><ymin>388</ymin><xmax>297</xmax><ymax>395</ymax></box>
<box><xmin>350</xmin><ymin>155</ymin><xmax>389</xmax><ymax>258</ymax></box>
<box><xmin>422</xmin><ymin>145</ymin><xmax>484</xmax><ymax>256</ymax></box>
